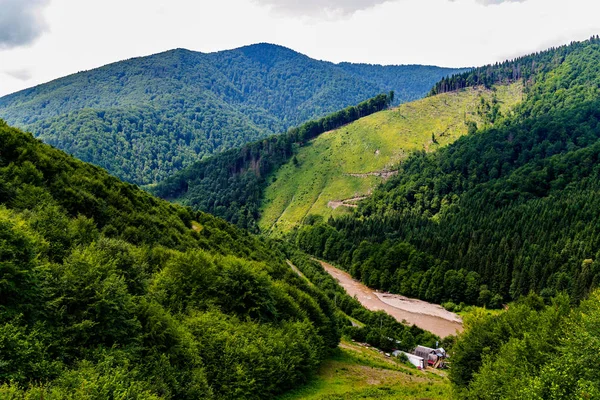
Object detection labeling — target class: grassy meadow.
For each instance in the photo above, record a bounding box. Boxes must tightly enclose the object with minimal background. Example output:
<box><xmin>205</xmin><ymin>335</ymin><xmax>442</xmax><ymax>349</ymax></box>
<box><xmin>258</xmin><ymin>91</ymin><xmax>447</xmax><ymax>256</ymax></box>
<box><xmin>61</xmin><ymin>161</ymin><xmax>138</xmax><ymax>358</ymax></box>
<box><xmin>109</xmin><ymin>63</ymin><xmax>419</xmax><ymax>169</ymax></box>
<box><xmin>260</xmin><ymin>84</ymin><xmax>523</xmax><ymax>235</ymax></box>
<box><xmin>277</xmin><ymin>340</ymin><xmax>451</xmax><ymax>400</ymax></box>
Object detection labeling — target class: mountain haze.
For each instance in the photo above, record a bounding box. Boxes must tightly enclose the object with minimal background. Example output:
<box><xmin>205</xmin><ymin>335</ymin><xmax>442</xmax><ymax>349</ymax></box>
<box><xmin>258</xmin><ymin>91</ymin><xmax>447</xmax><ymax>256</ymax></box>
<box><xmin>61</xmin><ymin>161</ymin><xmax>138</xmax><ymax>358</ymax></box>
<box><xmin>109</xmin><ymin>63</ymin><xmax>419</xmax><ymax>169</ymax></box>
<box><xmin>0</xmin><ymin>44</ymin><xmax>466</xmax><ymax>184</ymax></box>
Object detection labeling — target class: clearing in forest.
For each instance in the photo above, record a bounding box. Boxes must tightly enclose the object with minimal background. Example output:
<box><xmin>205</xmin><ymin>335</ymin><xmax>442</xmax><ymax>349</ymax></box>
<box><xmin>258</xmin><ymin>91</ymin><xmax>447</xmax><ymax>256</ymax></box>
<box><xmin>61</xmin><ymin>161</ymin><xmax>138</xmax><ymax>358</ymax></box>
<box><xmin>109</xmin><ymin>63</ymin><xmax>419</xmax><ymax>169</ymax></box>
<box><xmin>260</xmin><ymin>83</ymin><xmax>523</xmax><ymax>235</ymax></box>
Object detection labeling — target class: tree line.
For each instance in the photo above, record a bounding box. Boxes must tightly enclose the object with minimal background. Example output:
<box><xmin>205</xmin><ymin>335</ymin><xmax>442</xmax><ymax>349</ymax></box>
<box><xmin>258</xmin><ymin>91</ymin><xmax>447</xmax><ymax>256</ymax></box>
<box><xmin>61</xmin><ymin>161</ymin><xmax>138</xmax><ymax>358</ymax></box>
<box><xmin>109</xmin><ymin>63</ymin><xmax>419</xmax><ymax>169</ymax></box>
<box><xmin>430</xmin><ymin>35</ymin><xmax>600</xmax><ymax>95</ymax></box>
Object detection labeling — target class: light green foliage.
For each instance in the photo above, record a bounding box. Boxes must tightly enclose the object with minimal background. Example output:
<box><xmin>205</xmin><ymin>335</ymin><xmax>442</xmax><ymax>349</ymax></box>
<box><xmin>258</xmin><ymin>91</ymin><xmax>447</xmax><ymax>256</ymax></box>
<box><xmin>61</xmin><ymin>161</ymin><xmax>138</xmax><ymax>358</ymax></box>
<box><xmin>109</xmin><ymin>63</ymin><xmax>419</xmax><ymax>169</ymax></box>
<box><xmin>0</xmin><ymin>353</ymin><xmax>163</xmax><ymax>399</ymax></box>
<box><xmin>453</xmin><ymin>291</ymin><xmax>600</xmax><ymax>400</ymax></box>
<box><xmin>152</xmin><ymin>93</ymin><xmax>394</xmax><ymax>232</ymax></box>
<box><xmin>260</xmin><ymin>84</ymin><xmax>522</xmax><ymax>234</ymax></box>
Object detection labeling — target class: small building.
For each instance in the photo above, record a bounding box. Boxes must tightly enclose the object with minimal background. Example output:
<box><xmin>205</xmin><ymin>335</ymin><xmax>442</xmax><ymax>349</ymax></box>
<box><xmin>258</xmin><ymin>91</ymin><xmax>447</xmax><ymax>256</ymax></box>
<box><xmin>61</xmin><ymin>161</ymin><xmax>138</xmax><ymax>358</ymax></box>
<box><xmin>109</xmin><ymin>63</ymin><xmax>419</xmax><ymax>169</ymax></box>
<box><xmin>414</xmin><ymin>346</ymin><xmax>447</xmax><ymax>367</ymax></box>
<box><xmin>392</xmin><ymin>350</ymin><xmax>425</xmax><ymax>369</ymax></box>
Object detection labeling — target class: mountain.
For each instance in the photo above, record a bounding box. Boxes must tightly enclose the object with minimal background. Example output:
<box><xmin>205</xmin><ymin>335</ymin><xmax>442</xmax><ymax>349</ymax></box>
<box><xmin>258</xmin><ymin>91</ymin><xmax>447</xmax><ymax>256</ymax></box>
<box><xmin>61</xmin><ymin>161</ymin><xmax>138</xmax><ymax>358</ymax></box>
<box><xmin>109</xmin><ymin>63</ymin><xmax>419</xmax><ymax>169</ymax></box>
<box><xmin>0</xmin><ymin>44</ymin><xmax>466</xmax><ymax>185</ymax></box>
<box><xmin>152</xmin><ymin>93</ymin><xmax>395</xmax><ymax>231</ymax></box>
<box><xmin>296</xmin><ymin>36</ymin><xmax>600</xmax><ymax>308</ymax></box>
<box><xmin>153</xmin><ymin>74</ymin><xmax>523</xmax><ymax>235</ymax></box>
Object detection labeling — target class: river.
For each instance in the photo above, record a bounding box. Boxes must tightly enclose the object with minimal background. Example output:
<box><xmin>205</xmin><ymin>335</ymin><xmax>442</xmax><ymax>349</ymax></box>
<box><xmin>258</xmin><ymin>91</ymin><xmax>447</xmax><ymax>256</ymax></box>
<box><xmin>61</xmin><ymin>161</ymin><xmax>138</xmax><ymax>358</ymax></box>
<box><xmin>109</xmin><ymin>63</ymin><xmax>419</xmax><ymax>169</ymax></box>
<box><xmin>318</xmin><ymin>260</ymin><xmax>463</xmax><ymax>338</ymax></box>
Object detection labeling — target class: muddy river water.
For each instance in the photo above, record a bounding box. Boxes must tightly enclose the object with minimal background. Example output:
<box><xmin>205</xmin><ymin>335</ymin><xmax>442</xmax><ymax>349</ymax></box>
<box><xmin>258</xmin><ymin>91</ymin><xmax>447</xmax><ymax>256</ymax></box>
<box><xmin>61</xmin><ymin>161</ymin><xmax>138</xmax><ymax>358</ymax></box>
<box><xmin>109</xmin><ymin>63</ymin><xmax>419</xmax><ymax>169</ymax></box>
<box><xmin>319</xmin><ymin>260</ymin><xmax>463</xmax><ymax>338</ymax></box>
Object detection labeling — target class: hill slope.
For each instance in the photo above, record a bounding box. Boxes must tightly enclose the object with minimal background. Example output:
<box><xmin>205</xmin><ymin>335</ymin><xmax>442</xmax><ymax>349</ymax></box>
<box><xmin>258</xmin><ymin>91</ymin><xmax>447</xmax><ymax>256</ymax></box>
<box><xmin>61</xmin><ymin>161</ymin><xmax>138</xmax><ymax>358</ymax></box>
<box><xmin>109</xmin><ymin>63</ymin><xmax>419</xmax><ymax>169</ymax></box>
<box><xmin>152</xmin><ymin>93</ymin><xmax>395</xmax><ymax>232</ymax></box>
<box><xmin>0</xmin><ymin>119</ymin><xmax>343</xmax><ymax>399</ymax></box>
<box><xmin>0</xmin><ymin>44</ymin><xmax>465</xmax><ymax>184</ymax></box>
<box><xmin>296</xmin><ymin>37</ymin><xmax>600</xmax><ymax>308</ymax></box>
<box><xmin>260</xmin><ymin>83</ymin><xmax>523</xmax><ymax>234</ymax></box>
<box><xmin>278</xmin><ymin>340</ymin><xmax>450</xmax><ymax>400</ymax></box>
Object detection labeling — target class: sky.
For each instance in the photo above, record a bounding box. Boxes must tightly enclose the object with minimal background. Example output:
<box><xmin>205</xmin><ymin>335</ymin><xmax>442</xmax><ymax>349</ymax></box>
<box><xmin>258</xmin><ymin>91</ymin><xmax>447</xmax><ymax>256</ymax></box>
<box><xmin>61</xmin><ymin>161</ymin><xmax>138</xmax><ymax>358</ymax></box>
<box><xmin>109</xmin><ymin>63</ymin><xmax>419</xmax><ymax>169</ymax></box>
<box><xmin>0</xmin><ymin>0</ymin><xmax>599</xmax><ymax>97</ymax></box>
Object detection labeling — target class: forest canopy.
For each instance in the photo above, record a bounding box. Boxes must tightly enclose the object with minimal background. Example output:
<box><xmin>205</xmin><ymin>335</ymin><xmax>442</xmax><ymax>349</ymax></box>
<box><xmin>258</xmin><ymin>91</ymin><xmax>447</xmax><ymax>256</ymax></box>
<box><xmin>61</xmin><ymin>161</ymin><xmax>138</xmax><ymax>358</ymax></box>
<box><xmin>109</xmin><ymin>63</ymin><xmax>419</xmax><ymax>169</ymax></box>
<box><xmin>0</xmin><ymin>118</ymin><xmax>435</xmax><ymax>398</ymax></box>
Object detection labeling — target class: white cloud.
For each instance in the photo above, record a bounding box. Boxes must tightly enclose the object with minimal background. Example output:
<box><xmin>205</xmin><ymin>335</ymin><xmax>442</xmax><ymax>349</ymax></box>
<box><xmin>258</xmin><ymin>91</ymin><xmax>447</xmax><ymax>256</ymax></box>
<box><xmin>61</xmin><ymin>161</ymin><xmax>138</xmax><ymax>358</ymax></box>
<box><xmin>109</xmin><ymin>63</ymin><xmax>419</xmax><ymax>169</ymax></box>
<box><xmin>252</xmin><ymin>0</ymin><xmax>391</xmax><ymax>16</ymax></box>
<box><xmin>0</xmin><ymin>0</ymin><xmax>51</xmax><ymax>49</ymax></box>
<box><xmin>475</xmin><ymin>0</ymin><xmax>527</xmax><ymax>4</ymax></box>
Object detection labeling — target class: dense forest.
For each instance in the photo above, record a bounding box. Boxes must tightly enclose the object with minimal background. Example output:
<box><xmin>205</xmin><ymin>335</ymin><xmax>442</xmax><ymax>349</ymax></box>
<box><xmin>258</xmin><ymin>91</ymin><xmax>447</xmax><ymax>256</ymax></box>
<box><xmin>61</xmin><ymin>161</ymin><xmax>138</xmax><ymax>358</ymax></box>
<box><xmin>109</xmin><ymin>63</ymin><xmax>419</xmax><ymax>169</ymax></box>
<box><xmin>294</xmin><ymin>37</ymin><xmax>600</xmax><ymax>307</ymax></box>
<box><xmin>0</xmin><ymin>119</ymin><xmax>336</xmax><ymax>399</ymax></box>
<box><xmin>153</xmin><ymin>93</ymin><xmax>394</xmax><ymax>232</ymax></box>
<box><xmin>451</xmin><ymin>291</ymin><xmax>600</xmax><ymax>399</ymax></box>
<box><xmin>0</xmin><ymin>119</ymin><xmax>436</xmax><ymax>398</ymax></box>
<box><xmin>0</xmin><ymin>44</ymin><xmax>464</xmax><ymax>185</ymax></box>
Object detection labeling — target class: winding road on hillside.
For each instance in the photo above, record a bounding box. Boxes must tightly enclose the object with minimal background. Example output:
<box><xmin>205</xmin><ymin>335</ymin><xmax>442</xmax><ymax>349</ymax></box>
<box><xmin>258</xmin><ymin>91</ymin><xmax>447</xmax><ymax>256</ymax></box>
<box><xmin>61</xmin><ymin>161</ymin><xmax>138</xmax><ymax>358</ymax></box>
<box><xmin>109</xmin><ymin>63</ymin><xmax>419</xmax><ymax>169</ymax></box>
<box><xmin>317</xmin><ymin>260</ymin><xmax>463</xmax><ymax>338</ymax></box>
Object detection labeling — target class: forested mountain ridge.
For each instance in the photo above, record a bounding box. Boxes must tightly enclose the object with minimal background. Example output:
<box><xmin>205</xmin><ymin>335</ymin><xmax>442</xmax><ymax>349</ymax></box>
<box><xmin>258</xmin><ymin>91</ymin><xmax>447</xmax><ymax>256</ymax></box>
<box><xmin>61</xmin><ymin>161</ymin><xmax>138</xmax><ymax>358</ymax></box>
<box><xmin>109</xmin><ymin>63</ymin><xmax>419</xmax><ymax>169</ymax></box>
<box><xmin>430</xmin><ymin>35</ymin><xmax>600</xmax><ymax>95</ymax></box>
<box><xmin>259</xmin><ymin>83</ymin><xmax>523</xmax><ymax>234</ymax></box>
<box><xmin>0</xmin><ymin>44</ymin><xmax>466</xmax><ymax>185</ymax></box>
<box><xmin>295</xmin><ymin>37</ymin><xmax>600</xmax><ymax>309</ymax></box>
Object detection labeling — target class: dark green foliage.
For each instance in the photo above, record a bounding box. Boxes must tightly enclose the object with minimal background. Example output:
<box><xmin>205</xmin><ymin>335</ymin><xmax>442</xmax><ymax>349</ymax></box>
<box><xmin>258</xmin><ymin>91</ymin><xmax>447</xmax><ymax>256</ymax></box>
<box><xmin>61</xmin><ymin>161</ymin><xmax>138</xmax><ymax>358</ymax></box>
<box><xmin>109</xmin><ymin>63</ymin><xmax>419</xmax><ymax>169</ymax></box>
<box><xmin>294</xmin><ymin>37</ymin><xmax>600</xmax><ymax>306</ymax></box>
<box><xmin>153</xmin><ymin>93</ymin><xmax>394</xmax><ymax>231</ymax></box>
<box><xmin>0</xmin><ymin>44</ymin><xmax>464</xmax><ymax>185</ymax></box>
<box><xmin>0</xmin><ymin>120</ymin><xmax>340</xmax><ymax>398</ymax></box>
<box><xmin>451</xmin><ymin>291</ymin><xmax>600</xmax><ymax>399</ymax></box>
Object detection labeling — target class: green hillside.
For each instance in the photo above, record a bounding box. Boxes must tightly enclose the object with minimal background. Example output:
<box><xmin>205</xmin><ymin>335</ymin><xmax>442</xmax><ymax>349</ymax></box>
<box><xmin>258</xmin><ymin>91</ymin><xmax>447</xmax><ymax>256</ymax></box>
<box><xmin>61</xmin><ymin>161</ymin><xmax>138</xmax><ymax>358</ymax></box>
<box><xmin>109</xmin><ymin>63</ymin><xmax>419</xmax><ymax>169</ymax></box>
<box><xmin>152</xmin><ymin>93</ymin><xmax>394</xmax><ymax>232</ymax></box>
<box><xmin>450</xmin><ymin>291</ymin><xmax>600</xmax><ymax>399</ymax></box>
<box><xmin>0</xmin><ymin>44</ymin><xmax>465</xmax><ymax>185</ymax></box>
<box><xmin>296</xmin><ymin>36</ymin><xmax>600</xmax><ymax>307</ymax></box>
<box><xmin>290</xmin><ymin>36</ymin><xmax>600</xmax><ymax>397</ymax></box>
<box><xmin>0</xmin><ymin>119</ymin><xmax>342</xmax><ymax>399</ymax></box>
<box><xmin>260</xmin><ymin>83</ymin><xmax>523</xmax><ymax>234</ymax></box>
<box><xmin>0</xmin><ymin>117</ymin><xmax>442</xmax><ymax>398</ymax></box>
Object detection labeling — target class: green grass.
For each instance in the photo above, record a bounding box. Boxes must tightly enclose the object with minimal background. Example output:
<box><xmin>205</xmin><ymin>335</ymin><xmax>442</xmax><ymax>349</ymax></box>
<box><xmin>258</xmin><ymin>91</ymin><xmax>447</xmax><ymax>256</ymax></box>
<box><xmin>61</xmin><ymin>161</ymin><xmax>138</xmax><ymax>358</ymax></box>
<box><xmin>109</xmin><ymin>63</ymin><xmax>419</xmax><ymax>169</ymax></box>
<box><xmin>259</xmin><ymin>84</ymin><xmax>523</xmax><ymax>235</ymax></box>
<box><xmin>277</xmin><ymin>340</ymin><xmax>450</xmax><ymax>400</ymax></box>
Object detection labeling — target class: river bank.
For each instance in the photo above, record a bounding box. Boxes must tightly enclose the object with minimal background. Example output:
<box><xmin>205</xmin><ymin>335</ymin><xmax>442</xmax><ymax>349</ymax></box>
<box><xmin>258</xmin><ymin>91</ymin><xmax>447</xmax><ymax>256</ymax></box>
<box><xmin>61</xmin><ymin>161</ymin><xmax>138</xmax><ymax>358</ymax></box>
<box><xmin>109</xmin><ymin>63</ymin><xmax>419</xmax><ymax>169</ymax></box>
<box><xmin>318</xmin><ymin>260</ymin><xmax>463</xmax><ymax>337</ymax></box>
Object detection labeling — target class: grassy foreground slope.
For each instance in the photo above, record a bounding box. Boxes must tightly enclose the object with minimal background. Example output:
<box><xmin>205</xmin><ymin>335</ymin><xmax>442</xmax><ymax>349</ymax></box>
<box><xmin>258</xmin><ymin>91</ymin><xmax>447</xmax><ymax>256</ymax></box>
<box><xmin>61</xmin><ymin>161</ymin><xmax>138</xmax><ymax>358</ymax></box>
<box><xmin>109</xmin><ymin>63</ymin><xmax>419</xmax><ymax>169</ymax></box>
<box><xmin>260</xmin><ymin>83</ymin><xmax>523</xmax><ymax>234</ymax></box>
<box><xmin>277</xmin><ymin>340</ymin><xmax>450</xmax><ymax>400</ymax></box>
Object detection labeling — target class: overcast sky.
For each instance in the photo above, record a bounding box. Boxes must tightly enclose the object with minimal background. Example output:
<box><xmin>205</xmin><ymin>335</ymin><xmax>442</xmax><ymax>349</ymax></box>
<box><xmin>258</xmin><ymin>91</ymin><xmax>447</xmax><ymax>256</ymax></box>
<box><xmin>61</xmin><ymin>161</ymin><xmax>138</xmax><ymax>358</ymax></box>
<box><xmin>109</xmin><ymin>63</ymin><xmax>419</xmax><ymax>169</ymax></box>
<box><xmin>0</xmin><ymin>0</ymin><xmax>599</xmax><ymax>97</ymax></box>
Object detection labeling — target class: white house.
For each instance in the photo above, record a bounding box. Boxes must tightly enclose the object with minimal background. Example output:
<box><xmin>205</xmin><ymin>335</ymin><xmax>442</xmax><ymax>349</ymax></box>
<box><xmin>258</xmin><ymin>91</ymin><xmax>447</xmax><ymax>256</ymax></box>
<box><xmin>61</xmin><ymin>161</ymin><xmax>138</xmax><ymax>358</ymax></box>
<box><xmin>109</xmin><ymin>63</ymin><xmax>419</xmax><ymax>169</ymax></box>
<box><xmin>392</xmin><ymin>350</ymin><xmax>425</xmax><ymax>369</ymax></box>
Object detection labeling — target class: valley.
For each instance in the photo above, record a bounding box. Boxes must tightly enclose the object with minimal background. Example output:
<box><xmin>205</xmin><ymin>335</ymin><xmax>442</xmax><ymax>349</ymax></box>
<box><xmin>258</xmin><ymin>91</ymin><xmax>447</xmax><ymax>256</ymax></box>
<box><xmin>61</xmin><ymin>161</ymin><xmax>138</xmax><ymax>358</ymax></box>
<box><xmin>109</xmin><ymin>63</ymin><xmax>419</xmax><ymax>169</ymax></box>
<box><xmin>3</xmin><ymin>20</ymin><xmax>600</xmax><ymax>399</ymax></box>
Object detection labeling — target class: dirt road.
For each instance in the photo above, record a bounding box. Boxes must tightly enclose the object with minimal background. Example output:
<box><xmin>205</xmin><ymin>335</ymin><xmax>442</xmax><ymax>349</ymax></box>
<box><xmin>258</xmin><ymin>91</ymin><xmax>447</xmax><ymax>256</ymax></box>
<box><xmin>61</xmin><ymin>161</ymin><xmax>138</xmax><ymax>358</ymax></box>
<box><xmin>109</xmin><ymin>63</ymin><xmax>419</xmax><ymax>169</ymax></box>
<box><xmin>319</xmin><ymin>260</ymin><xmax>463</xmax><ymax>338</ymax></box>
